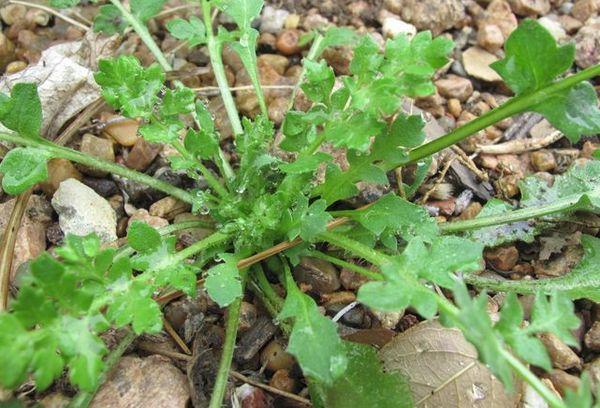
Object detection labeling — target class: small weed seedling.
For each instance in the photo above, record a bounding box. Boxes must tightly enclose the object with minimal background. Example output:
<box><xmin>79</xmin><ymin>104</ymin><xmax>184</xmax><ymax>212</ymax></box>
<box><xmin>0</xmin><ymin>1</ymin><xmax>599</xmax><ymax>407</ymax></box>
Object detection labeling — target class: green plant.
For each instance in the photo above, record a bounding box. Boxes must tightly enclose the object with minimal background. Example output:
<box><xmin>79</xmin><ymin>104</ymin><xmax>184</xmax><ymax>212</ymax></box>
<box><xmin>0</xmin><ymin>0</ymin><xmax>599</xmax><ymax>406</ymax></box>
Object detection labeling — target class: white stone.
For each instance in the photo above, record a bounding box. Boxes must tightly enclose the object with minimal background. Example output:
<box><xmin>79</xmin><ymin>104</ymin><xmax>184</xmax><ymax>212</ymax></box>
<box><xmin>260</xmin><ymin>6</ymin><xmax>289</xmax><ymax>33</ymax></box>
<box><xmin>382</xmin><ymin>17</ymin><xmax>417</xmax><ymax>39</ymax></box>
<box><xmin>51</xmin><ymin>178</ymin><xmax>117</xmax><ymax>243</ymax></box>
<box><xmin>462</xmin><ymin>46</ymin><xmax>503</xmax><ymax>82</ymax></box>
<box><xmin>538</xmin><ymin>16</ymin><xmax>567</xmax><ymax>41</ymax></box>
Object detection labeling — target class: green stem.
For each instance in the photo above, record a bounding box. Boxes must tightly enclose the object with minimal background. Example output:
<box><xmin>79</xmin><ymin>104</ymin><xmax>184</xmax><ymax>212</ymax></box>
<box><xmin>307</xmin><ymin>250</ymin><xmax>382</xmax><ymax>280</ymax></box>
<box><xmin>0</xmin><ymin>132</ymin><xmax>195</xmax><ymax>204</ymax></box>
<box><xmin>208</xmin><ymin>297</ymin><xmax>242</xmax><ymax>408</ymax></box>
<box><xmin>108</xmin><ymin>0</ymin><xmax>172</xmax><ymax>71</ymax></box>
<box><xmin>254</xmin><ymin>265</ymin><xmax>284</xmax><ymax>309</ymax></box>
<box><xmin>170</xmin><ymin>231</ymin><xmax>231</xmax><ymax>264</ymax></box>
<box><xmin>332</xmin><ymin>193</ymin><xmax>582</xmax><ymax>235</ymax></box>
<box><xmin>289</xmin><ymin>34</ymin><xmax>325</xmax><ymax>111</ymax></box>
<box><xmin>172</xmin><ymin>140</ymin><xmax>229</xmax><ymax>198</ymax></box>
<box><xmin>445</xmin><ymin>195</ymin><xmax>584</xmax><ymax>233</ymax></box>
<box><xmin>435</xmin><ymin>298</ymin><xmax>566</xmax><ymax>408</ymax></box>
<box><xmin>318</xmin><ymin>230</ymin><xmax>389</xmax><ymax>266</ymax></box>
<box><xmin>68</xmin><ymin>330</ymin><xmax>136</xmax><ymax>408</ymax></box>
<box><xmin>399</xmin><ymin>64</ymin><xmax>600</xmax><ymax>168</ymax></box>
<box><xmin>202</xmin><ymin>0</ymin><xmax>244</xmax><ymax>136</ymax></box>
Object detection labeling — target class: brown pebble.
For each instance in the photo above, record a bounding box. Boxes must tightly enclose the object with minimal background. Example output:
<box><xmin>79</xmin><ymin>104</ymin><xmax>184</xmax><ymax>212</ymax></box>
<box><xmin>5</xmin><ymin>60</ymin><xmax>26</xmax><ymax>74</ymax></box>
<box><xmin>269</xmin><ymin>369</ymin><xmax>296</xmax><ymax>393</ymax></box>
<box><xmin>544</xmin><ymin>369</ymin><xmax>581</xmax><ymax>396</ymax></box>
<box><xmin>276</xmin><ymin>29</ymin><xmax>302</xmax><ymax>55</ymax></box>
<box><xmin>447</xmin><ymin>98</ymin><xmax>462</xmax><ymax>118</ymax></box>
<box><xmin>484</xmin><ymin>245</ymin><xmax>519</xmax><ymax>271</ymax></box>
<box><xmin>539</xmin><ymin>332</ymin><xmax>581</xmax><ymax>370</ymax></box>
<box><xmin>125</xmin><ymin>138</ymin><xmax>160</xmax><ymax>171</ymax></box>
<box><xmin>260</xmin><ymin>340</ymin><xmax>295</xmax><ymax>372</ymax></box>
<box><xmin>102</xmin><ymin>114</ymin><xmax>140</xmax><ymax>147</ymax></box>
<box><xmin>585</xmin><ymin>321</ymin><xmax>600</xmax><ymax>351</ymax></box>
<box><xmin>79</xmin><ymin>134</ymin><xmax>115</xmax><ymax>177</ymax></box>
<box><xmin>531</xmin><ymin>150</ymin><xmax>557</xmax><ymax>172</ymax></box>
<box><xmin>40</xmin><ymin>158</ymin><xmax>82</xmax><ymax>197</ymax></box>
<box><xmin>435</xmin><ymin>75</ymin><xmax>473</xmax><ymax>102</ymax></box>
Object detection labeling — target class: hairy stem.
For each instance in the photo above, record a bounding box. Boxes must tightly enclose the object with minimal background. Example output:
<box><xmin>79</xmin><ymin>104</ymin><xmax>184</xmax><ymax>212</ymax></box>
<box><xmin>68</xmin><ymin>330</ymin><xmax>137</xmax><ymax>408</ymax></box>
<box><xmin>439</xmin><ymin>195</ymin><xmax>582</xmax><ymax>233</ymax></box>
<box><xmin>209</xmin><ymin>297</ymin><xmax>242</xmax><ymax>408</ymax></box>
<box><xmin>399</xmin><ymin>64</ymin><xmax>600</xmax><ymax>168</ymax></box>
<box><xmin>170</xmin><ymin>231</ymin><xmax>230</xmax><ymax>265</ymax></box>
<box><xmin>307</xmin><ymin>250</ymin><xmax>382</xmax><ymax>280</ymax></box>
<box><xmin>202</xmin><ymin>0</ymin><xmax>244</xmax><ymax>136</ymax></box>
<box><xmin>319</xmin><ymin>230</ymin><xmax>388</xmax><ymax>266</ymax></box>
<box><xmin>0</xmin><ymin>132</ymin><xmax>196</xmax><ymax>204</ymax></box>
<box><xmin>108</xmin><ymin>0</ymin><xmax>172</xmax><ymax>71</ymax></box>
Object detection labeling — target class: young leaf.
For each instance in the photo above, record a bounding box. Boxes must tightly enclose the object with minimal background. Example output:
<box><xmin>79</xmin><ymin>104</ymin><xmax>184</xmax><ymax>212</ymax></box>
<box><xmin>205</xmin><ymin>259</ymin><xmax>242</xmax><ymax>307</ymax></box>
<box><xmin>314</xmin><ymin>112</ymin><xmax>424</xmax><ymax>204</ymax></box>
<box><xmin>166</xmin><ymin>16</ymin><xmax>206</xmax><ymax>47</ymax></box>
<box><xmin>494</xmin><ymin>292</ymin><xmax>552</xmax><ymax>371</ymax></box>
<box><xmin>130</xmin><ymin>0</ymin><xmax>165</xmax><ymax>22</ymax></box>
<box><xmin>358</xmin><ymin>259</ymin><xmax>438</xmax><ymax>318</ymax></box>
<box><xmin>349</xmin><ymin>194</ymin><xmax>438</xmax><ymax>241</ymax></box>
<box><xmin>302</xmin><ymin>60</ymin><xmax>335</xmax><ymax>104</ymax></box>
<box><xmin>0</xmin><ymin>83</ymin><xmax>43</xmax><ymax>139</ymax></box>
<box><xmin>299</xmin><ymin>199</ymin><xmax>332</xmax><ymax>241</ymax></box>
<box><xmin>94</xmin><ymin>56</ymin><xmax>165</xmax><ymax>119</ymax></box>
<box><xmin>107</xmin><ymin>280</ymin><xmax>162</xmax><ymax>334</ymax></box>
<box><xmin>441</xmin><ymin>283</ymin><xmax>516</xmax><ymax>389</ymax></box>
<box><xmin>127</xmin><ymin>221</ymin><xmax>161</xmax><ymax>252</ymax></box>
<box><xmin>214</xmin><ymin>0</ymin><xmax>263</xmax><ymax>31</ymax></box>
<box><xmin>184</xmin><ymin>129</ymin><xmax>219</xmax><ymax>159</ymax></box>
<box><xmin>0</xmin><ymin>147</ymin><xmax>52</xmax><ymax>195</ymax></box>
<box><xmin>0</xmin><ymin>315</ymin><xmax>31</xmax><ymax>388</ymax></box>
<box><xmin>491</xmin><ymin>19</ymin><xmax>574</xmax><ymax>95</ymax></box>
<box><xmin>358</xmin><ymin>236</ymin><xmax>482</xmax><ymax>316</ymax></box>
<box><xmin>94</xmin><ymin>5</ymin><xmax>128</xmax><ymax>35</ymax></box>
<box><xmin>491</xmin><ymin>19</ymin><xmax>600</xmax><ymax>141</ymax></box>
<box><xmin>323</xmin><ymin>342</ymin><xmax>412</xmax><ymax>408</ymax></box>
<box><xmin>278</xmin><ymin>270</ymin><xmax>347</xmax><ymax>385</ymax></box>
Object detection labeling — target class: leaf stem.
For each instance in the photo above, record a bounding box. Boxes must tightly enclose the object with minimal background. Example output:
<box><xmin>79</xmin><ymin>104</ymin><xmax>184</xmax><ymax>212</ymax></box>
<box><xmin>208</xmin><ymin>297</ymin><xmax>242</xmax><ymax>408</ymax></box>
<box><xmin>306</xmin><ymin>250</ymin><xmax>382</xmax><ymax>280</ymax></box>
<box><xmin>400</xmin><ymin>64</ymin><xmax>600</xmax><ymax>167</ymax></box>
<box><xmin>202</xmin><ymin>0</ymin><xmax>244</xmax><ymax>136</ymax></box>
<box><xmin>172</xmin><ymin>140</ymin><xmax>229</xmax><ymax>198</ymax></box>
<box><xmin>0</xmin><ymin>131</ymin><xmax>196</xmax><ymax>204</ymax></box>
<box><xmin>318</xmin><ymin>230</ymin><xmax>389</xmax><ymax>266</ymax></box>
<box><xmin>108</xmin><ymin>0</ymin><xmax>172</xmax><ymax>71</ymax></box>
<box><xmin>68</xmin><ymin>330</ymin><xmax>136</xmax><ymax>408</ymax></box>
<box><xmin>439</xmin><ymin>195</ymin><xmax>581</xmax><ymax>233</ymax></box>
<box><xmin>170</xmin><ymin>231</ymin><xmax>231</xmax><ymax>264</ymax></box>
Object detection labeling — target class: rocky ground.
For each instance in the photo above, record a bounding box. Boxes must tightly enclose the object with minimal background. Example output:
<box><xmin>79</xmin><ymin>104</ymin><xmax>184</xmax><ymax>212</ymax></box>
<box><xmin>0</xmin><ymin>0</ymin><xmax>599</xmax><ymax>407</ymax></box>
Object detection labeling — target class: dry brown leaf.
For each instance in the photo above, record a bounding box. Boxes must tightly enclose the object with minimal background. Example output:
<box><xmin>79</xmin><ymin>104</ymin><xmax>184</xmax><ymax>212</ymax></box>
<box><xmin>0</xmin><ymin>32</ymin><xmax>117</xmax><ymax>137</ymax></box>
<box><xmin>379</xmin><ymin>320</ymin><xmax>521</xmax><ymax>408</ymax></box>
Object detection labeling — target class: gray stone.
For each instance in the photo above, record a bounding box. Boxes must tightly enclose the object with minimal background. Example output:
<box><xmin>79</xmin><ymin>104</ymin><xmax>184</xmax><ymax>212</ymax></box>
<box><xmin>51</xmin><ymin>178</ymin><xmax>117</xmax><ymax>243</ymax></box>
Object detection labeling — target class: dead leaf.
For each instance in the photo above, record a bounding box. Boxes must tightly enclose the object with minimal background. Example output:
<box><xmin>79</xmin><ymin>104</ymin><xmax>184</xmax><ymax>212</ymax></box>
<box><xmin>379</xmin><ymin>320</ymin><xmax>520</xmax><ymax>408</ymax></box>
<box><xmin>0</xmin><ymin>32</ymin><xmax>118</xmax><ymax>137</ymax></box>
